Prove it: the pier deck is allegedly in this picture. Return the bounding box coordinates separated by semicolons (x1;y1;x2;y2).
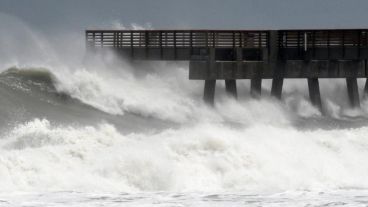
86;29;368;111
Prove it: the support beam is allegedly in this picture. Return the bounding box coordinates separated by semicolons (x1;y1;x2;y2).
269;30;279;61
269;31;284;100
307;78;323;113
203;80;216;105
346;78;360;108
203;47;217;106
271;78;284;99
251;78;262;98
189;60;365;80
207;48;216;79
225;79;237;99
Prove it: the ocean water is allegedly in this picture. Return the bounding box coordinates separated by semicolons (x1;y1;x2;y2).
2;13;368;206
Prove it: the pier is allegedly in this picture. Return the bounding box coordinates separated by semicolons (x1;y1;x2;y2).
86;29;368;111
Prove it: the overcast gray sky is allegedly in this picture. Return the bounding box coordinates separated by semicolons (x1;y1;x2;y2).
1;0;368;33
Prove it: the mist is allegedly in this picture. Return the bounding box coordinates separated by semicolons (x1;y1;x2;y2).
1;1;368;206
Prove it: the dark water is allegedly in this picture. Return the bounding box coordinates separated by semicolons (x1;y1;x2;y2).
0;68;172;133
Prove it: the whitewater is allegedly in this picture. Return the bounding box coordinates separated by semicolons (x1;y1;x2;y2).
2;14;368;206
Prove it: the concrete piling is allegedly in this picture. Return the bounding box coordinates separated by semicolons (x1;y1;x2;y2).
307;78;323;112
225;79;237;98
203;80;216;105
346;78;360;108
203;47;217;105
251;78;262;98
271;78;284;99
269;31;284;99
364;79;368;99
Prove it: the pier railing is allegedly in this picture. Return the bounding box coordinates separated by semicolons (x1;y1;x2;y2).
279;29;368;60
279;30;368;48
86;30;269;48
85;29;368;108
86;29;368;60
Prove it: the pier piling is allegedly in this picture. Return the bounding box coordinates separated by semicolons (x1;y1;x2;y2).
346;78;360;108
308;78;323;112
203;80;216;105
364;79;368;99
251;78;262;98
225;79;237;98
271;78;284;99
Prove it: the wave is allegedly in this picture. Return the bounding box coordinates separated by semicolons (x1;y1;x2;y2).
1;65;368;193
2;11;368;198
2;118;368;193
1;58;368;194
0;67;173;133
1;65;367;129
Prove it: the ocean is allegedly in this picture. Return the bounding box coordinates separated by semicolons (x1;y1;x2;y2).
2;14;368;206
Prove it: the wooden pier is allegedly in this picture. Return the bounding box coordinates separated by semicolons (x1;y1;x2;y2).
86;29;368;111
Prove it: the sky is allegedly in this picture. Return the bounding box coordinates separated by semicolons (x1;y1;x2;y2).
1;0;368;33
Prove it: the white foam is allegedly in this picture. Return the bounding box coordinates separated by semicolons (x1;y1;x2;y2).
1;118;368;193
3;15;368;196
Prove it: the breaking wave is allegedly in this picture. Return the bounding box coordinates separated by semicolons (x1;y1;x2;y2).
1;13;368;195
2;116;368;193
1;64;368;194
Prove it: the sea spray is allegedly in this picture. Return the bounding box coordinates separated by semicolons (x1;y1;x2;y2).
2;118;368;193
1;13;368;202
